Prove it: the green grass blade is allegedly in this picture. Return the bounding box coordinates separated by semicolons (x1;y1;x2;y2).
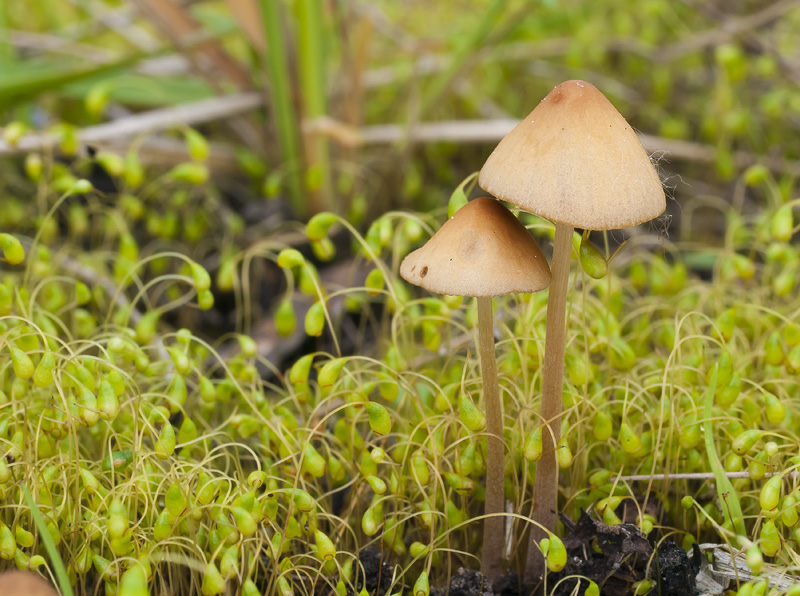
0;2;13;64
64;73;215;108
704;363;746;538
297;0;331;212
0;52;150;108
0;20;233;109
22;486;74;596
259;0;306;216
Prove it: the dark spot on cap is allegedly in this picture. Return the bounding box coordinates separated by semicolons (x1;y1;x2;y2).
420;266;428;278
552;92;563;104
410;265;416;272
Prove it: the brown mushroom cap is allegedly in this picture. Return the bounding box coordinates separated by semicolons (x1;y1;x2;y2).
479;80;665;230
0;571;58;596
399;197;551;297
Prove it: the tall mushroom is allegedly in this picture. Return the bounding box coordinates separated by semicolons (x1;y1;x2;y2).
478;80;665;590
400;196;551;582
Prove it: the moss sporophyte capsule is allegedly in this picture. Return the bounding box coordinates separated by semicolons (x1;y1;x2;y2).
305;302;325;336
760;475;782;512
413;571;430;596
540;534;567;572
318;357;346;388
458;392;486;433
232;507;257;537
524;427;543;462
733;429;763;455
301;443;327;477
0;234;25;265
10;348;34;379
366;402;392;436
201;561;225;596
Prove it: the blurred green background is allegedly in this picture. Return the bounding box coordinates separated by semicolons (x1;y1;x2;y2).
2;0;798;224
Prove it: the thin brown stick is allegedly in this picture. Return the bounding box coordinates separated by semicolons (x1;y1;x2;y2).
6;29;190;76
98;137;239;172
132;0;252;89
224;0;265;53
4;112;798;176
132;0;264;151
477;296;505;582
0;93;261;156
303;118;800;174
524;222;573;593
7;30;116;61
619;471;799;482
656;0;800;63
62;0;159;51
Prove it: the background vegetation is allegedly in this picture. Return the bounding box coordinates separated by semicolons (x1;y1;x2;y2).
0;1;799;595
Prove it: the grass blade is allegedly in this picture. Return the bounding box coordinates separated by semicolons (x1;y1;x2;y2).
297;0;331;212
0;2;13;64
704;363;746;538
0;52;150;108
259;0;305;216
22;486;74;596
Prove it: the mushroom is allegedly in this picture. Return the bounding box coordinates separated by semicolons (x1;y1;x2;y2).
478;80;665;588
400;196;551;581
0;571;58;596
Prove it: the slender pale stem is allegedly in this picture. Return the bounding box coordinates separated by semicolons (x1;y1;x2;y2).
477;295;505;582
524;221;573;592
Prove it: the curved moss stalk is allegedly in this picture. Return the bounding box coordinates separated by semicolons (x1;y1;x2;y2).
477;295;504;581
524;221;573;591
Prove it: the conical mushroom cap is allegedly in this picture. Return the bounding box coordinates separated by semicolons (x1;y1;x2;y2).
399;197;551;297
479;80;665;230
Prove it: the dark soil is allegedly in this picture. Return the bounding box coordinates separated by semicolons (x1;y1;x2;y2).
552;510;701;596
430;568;518;596
355;546;395;596
355;512;699;596
652;541;700;596
436;568;493;596
492;572;520;596
551;510;652;596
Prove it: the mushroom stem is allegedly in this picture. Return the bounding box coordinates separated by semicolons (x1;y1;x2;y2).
477;295;505;582
524;221;573;592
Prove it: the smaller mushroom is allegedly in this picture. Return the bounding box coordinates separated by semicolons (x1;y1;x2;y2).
400;196;551;581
